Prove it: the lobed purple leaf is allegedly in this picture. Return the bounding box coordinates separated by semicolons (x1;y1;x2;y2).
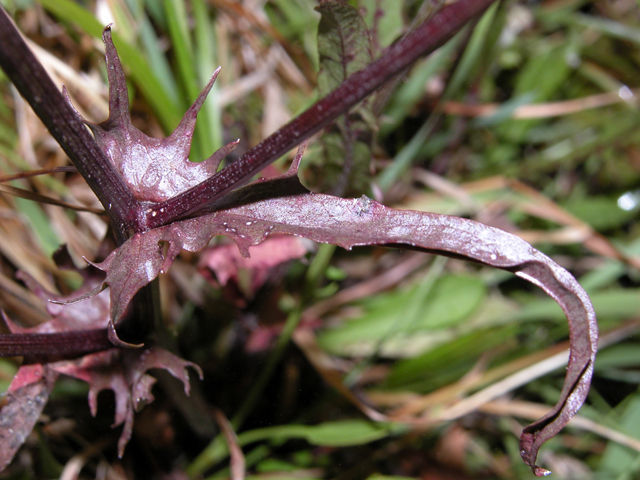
95;177;597;475
0;366;56;471
0;257;202;465
53;347;202;457
76;27;238;203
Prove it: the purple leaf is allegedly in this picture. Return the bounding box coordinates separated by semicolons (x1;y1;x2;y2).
0;248;114;360
13;271;110;335
53;347;202;457
80;27;238;203
0;366;55;470
94;175;597;474
0;260;202;465
199;236;309;303
1;346;201;460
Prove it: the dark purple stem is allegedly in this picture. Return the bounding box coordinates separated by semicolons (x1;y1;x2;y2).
0;329;113;362
0;8;148;358
145;0;497;228
0;8;140;239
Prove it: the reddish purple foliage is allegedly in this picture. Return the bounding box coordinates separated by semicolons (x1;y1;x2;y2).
83;28;239;203
0;257;201;463
199;236;309;304
0;366;53;470
93;169;598;475
0;1;597;475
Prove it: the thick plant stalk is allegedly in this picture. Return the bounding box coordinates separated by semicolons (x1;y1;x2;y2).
0;329;112;361
0;9;140;238
0;9;157;354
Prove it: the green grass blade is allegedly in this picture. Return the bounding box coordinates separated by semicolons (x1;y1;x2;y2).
39;0;181;132
193;0;221;153
126;0;180;105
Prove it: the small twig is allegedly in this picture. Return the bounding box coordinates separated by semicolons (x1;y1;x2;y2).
0;184;104;214
0;166;77;182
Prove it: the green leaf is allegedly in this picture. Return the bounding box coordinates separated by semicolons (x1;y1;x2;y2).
311;1;375;195
0;360;17;394
513;45;572;102
379;40;458;135
515;288;640;323
445;2;501;98
385;324;519;391
127;0;180;105
293;420;402;446
163;0;215;162
563;195;637;231
595;344;640;371
188;420;406;476
318;274;487;356
14;198;60;256
316;1;372;95
499;42;576;142
367;476;418;480
192;0;222;151
597;392;640;476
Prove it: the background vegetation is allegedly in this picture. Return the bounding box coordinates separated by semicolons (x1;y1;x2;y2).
0;0;638;478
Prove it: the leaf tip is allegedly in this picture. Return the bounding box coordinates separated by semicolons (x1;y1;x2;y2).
100;24;130;127
101;25;116;59
173;66;222;139
520;433;553;477
204;138;240;172
535;467;552;477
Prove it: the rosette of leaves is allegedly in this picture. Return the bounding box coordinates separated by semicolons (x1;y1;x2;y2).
0;1;597;476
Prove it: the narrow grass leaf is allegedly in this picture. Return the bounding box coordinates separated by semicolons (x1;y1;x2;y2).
39;0;181;131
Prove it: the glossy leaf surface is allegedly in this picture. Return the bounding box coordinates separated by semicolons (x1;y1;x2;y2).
95;174;597;474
